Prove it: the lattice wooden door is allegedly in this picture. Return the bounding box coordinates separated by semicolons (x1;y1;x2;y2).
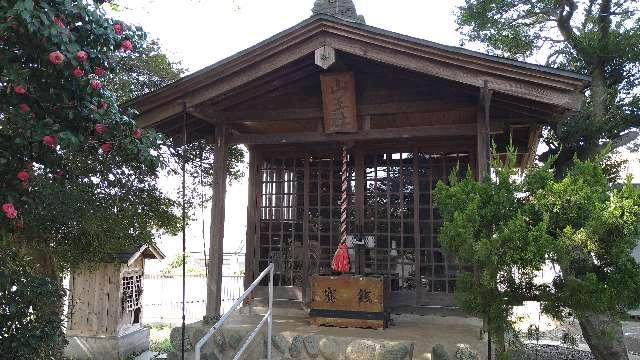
254;150;468;308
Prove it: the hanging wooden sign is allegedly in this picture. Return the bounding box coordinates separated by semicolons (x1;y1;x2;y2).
320;72;358;133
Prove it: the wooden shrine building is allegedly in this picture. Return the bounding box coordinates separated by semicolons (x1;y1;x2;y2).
128;0;588;316
65;244;165;359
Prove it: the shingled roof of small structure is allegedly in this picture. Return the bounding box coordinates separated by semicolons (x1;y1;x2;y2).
112;243;165;265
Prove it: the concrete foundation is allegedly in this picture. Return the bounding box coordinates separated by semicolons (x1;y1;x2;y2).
64;327;150;360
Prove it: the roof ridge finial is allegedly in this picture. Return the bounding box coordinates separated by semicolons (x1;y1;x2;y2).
312;0;366;24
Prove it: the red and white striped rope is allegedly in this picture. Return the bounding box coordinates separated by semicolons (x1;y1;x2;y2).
340;145;348;245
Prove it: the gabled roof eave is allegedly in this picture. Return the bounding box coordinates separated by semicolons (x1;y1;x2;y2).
128;15;589;128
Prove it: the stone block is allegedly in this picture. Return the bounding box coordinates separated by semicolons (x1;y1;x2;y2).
64;326;150;360
432;343;450;360
319;338;340;360
304;335;321;358
290;335;305;358
376;341;412;360
455;344;479;360
273;333;291;356
346;340;380;360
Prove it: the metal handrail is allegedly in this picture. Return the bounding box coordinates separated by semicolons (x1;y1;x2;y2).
194;263;274;360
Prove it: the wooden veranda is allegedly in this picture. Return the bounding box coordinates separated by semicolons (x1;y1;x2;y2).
128;7;588;315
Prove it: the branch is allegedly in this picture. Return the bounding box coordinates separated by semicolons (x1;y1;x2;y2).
597;0;613;48
581;0;597;32
556;0;578;44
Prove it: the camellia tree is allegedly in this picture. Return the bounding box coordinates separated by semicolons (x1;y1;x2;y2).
0;0;181;356
435;150;640;360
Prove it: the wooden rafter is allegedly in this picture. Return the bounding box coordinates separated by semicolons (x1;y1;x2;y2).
129;16;587;129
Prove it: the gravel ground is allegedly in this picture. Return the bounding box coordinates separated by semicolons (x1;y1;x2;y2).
510;318;640;360
537;320;586;346
520;344;594;360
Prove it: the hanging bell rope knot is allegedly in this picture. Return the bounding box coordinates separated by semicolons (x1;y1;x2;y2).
331;243;350;273
331;144;351;273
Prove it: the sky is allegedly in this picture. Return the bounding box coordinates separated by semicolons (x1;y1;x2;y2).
114;0;470;73
110;0;639;268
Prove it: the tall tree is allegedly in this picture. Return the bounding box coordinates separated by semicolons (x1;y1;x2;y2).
456;2;640;358
0;0;181;356
103;38;186;104
99;35;246;212
457;0;640;175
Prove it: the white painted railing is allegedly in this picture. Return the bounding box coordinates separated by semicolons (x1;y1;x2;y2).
194;263;273;360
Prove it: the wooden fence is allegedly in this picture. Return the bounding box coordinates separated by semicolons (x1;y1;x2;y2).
142;274;244;324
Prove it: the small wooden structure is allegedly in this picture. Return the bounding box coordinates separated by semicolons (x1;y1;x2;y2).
310;274;390;329
64;244;165;360
128;0;588;318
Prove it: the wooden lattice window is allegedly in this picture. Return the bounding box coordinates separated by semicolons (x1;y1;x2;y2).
121;273;143;312
258;157;305;287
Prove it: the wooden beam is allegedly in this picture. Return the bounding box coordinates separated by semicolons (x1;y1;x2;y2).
187;109;218;125
476;81;493;180
228;123;477;145
132;19;586;129
136;37;325;127
244;147;258;293
323;33;583;109
355;149;364;229
209;99;476;123
412;152;421;306
206;123;228;316
302;155;311;303
199;60;319;112
522;125;542;169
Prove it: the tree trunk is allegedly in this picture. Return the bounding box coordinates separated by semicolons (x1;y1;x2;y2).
558;256;630;360
29;245;66;358
578;313;629;360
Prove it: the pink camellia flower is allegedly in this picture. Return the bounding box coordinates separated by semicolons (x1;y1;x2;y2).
17;171;29;182
90;79;102;90
14;85;27;94
72;67;84;77
18;103;30;113
2;203;17;219
98;101;108;110
95;123;107;134
100;143;112;153
113;23;123;35
53;16;65;29
75;50;88;62
132;128;143;139
94;67;106;76
120;39;133;52
42;135;57;147
48;51;65;65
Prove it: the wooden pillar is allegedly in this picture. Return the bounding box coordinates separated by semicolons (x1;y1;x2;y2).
206;123;227;316
476;81;493;180
302;155;311;303
412;151;421;306
244;147;258;292
355;149;365;230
